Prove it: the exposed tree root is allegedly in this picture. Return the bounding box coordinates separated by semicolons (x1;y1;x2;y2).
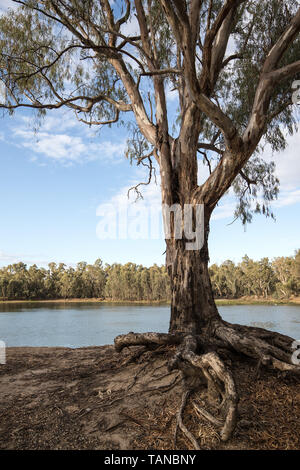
175;390;201;450
168;334;238;442
114;332;182;353
214;321;300;373
193;401;223;427
114;324;300;448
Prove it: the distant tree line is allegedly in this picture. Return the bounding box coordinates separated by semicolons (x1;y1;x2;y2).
210;251;300;299
0;252;299;301
0;259;170;301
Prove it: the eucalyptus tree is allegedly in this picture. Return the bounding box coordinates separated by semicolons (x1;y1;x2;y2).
217;259;241;297
1;0;300;444
27;264;47;299
294;249;300;283
256;257;277;297
272;255;297;297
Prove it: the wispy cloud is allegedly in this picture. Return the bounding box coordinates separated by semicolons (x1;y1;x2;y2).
0;250;50;267
8;112;127;165
14;129;87;161
211;200;236;221
275;189;300;208
96;165;163;240
0;249;81;268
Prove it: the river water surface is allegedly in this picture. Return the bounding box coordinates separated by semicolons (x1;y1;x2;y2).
0;302;299;348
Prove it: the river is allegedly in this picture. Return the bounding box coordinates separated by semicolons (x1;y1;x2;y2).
0;302;299;348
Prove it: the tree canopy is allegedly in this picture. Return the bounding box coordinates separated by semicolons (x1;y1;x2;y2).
0;0;299;222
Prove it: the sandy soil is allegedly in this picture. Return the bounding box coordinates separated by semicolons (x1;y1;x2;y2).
0;345;299;450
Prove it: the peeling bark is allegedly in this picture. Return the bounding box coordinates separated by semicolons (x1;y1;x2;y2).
167;238;220;334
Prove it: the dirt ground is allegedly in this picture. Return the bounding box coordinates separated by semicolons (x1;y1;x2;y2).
0;344;299;450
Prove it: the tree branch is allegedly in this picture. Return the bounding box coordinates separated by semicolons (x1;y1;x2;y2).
263;8;300;73
75;108;120;126
197;142;223;155
243;7;300;155
268;60;300;84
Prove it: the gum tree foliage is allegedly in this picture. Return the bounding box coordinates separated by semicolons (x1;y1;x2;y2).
0;1;299;221
1;0;300;445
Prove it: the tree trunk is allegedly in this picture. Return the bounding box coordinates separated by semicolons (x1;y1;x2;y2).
114;137;300;448
158;133;221;336
115;202;300;448
166;225;221;335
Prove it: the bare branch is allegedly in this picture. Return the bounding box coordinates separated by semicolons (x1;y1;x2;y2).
140;68;182;77
221;54;243;68
239;169;257;187
198;150;212;175
201;1;245;91
197;142;223;155
116;0;131;30
127;153;157;200
75;109;120;126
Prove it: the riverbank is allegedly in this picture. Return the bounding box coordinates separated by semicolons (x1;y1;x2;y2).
0;345;299;450
0;297;299;305
216;296;300;306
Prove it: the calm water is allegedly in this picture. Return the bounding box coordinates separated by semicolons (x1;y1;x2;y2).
0;302;300;348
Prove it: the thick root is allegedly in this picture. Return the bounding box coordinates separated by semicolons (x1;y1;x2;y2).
114;332;182;353
114;322;300;449
175;390;201;450
116;332;239;445
214;322;300;373
169;335;238;442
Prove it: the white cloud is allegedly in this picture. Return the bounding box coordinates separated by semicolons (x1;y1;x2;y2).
267;130;300;191
275;189;300;208
9;112;126;165
0;0;17;11
15;129;87;161
211;200;236;221
120;14;140;38
96;165;163;240
32;114;78;134
208;129;300;220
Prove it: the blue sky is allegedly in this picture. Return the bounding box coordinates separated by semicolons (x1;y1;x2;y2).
0;0;299;269
0;104;299;269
